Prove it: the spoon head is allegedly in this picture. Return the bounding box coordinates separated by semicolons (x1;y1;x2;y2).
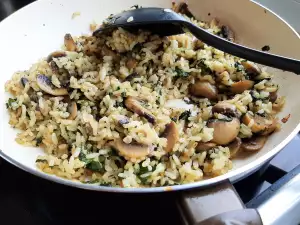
93;7;187;36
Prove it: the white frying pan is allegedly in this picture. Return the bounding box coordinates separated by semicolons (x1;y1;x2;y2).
0;0;300;224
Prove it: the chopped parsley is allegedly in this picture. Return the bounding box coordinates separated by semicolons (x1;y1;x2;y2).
79;152;105;173
6;98;18;109
179;110;191;121
137;163;156;184
196;59;212;75
175;67;189;78
234;62;244;72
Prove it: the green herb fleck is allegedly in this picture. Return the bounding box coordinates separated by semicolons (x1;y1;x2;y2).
121;92;127;98
179;110;191;121
197;59;212;75
86;160;105;173
175;67;189;77
234;62;244;72
116;86;121;91
6;98;18;109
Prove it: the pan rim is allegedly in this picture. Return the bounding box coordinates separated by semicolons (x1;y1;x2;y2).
0;0;299;193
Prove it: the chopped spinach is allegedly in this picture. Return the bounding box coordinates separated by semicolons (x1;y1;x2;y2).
79;152;105;173
86;160;105;173
121;92;127;98
6;98;18;109
175;67;189;78
261;45;270;52
179;110;191;121
234;62;244;72
196;59;212;75
137;164;156;184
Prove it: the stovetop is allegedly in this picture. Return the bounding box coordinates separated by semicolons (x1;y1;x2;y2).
1;1;300;225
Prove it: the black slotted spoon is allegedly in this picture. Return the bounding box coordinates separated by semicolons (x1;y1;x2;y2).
93;7;300;74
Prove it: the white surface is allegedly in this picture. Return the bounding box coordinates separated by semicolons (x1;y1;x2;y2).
257;0;300;33
0;0;300;192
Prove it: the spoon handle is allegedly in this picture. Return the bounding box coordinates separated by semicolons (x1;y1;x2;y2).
185;22;300;74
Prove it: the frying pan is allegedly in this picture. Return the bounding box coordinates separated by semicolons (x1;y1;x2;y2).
0;0;300;224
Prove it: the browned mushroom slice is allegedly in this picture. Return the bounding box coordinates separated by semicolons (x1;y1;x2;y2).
161;121;179;152
230;80;254;94
242;136;267;151
36;74;68;96
212;101;239;118
189;81;218;100
241;61;261;75
113;139;150;162
196;142;217;152
67;101;77;120
207;118;240;145
46;51;66;63
261;118;278;136
242;112;275;134
124;96;155;124
227;137;242;158
269;91;278;103
173;2;195;18
126;58;138;69
64;34;77;51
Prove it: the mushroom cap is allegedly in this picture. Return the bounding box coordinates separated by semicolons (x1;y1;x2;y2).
212;101;239;118
161;121;179;152
241;61;261;75
207;118;240;145
196;142;217;152
242;135;267;151
67;101;77;120
189;81;218;100
230;80;254;94
125;96;155;124
112;139;150;162
227;137;242;158
36;74;68;96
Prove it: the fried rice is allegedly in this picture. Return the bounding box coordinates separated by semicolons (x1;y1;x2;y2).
4;5;285;188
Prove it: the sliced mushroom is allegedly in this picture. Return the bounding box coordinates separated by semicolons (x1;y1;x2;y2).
212;101;239;118
242;112;276;134
67;101;77;120
46;51;66;63
126;58;138;69
64;34;76;51
161;121;179;152
20;77;29;87
227;137;242;158
173;2;195;18
196;142;217;152
112;139;150;162
207;118;240;145
242;135;267;151
269;91;278;103
125;96;155;124
230;80;254;94
36;74;68;96
241;61;261;75
189;81;218;100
